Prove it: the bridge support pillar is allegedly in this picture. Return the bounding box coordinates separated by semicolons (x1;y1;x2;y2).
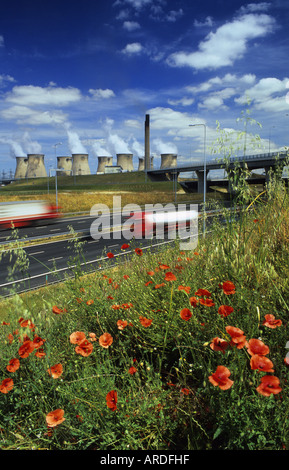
196;170;209;194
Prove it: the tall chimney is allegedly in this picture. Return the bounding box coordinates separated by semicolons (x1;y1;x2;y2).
145;114;150;171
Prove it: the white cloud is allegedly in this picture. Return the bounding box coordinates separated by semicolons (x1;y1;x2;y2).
89;88;115;99
235;77;289;112
199;88;236;110
238;3;271;14
194;16;214;28
0;74;16;88
185;73;256;99
167;97;194;107
123;20;141;31
5;85;82;107
148;107;203;132
1;105;68;126
166;9;183;22
115;0;152;10
121;42;143;54
167;13;275;70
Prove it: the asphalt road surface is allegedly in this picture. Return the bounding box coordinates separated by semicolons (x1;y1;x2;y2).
0;214;194;297
0;202;234;297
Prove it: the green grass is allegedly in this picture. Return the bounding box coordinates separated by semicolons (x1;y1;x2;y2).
1;171;176;194
0;177;288;450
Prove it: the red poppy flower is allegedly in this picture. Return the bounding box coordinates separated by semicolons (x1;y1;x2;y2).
154;283;165;289
117;319;128;330
180;308;192;321
178;285;191;293
263;314;282;329
189;296;198;307
6;358;20;373
123;274;130;279
106;390;118;411
218;305;234;317
135;248;143;256
121;243;130;250
47;363;63;379
220;281;236;295
181;388;190;395
164;271;177;282
20;318;35;330
75;338;94;356
7;333;14;344
32;335;46;349
246;338;270;356
0;378;14;394
128;366;137;375
88;332;96;341
250;355;274;373
52;306;67;314
35;348;46;358
139;316;153;327
18;340;35;358
208;366;233;390
145;281;152;286
46;409;65;427
159;263;170;270
256;375;282;396
86;299;94;305
200;298;215;307
99;332;113;348
70;331;86;345
210;337;229;354
225;326;246;349
107;252;114;258
195;288;212;297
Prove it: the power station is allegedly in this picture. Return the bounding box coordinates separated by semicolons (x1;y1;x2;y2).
11;114;179;179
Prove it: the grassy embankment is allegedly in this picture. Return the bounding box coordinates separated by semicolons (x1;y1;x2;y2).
0;171;228;213
0;167;288;450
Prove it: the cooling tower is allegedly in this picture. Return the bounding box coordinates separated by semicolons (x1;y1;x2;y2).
72;154;91;175
57;156;72;176
138;156;154;171
25;154;47;178
138;158;144;171
160;154;177;169
14;156;28;179
116;153;134;171
97;156;113;173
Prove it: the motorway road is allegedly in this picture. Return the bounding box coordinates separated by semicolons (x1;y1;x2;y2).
0;211;196;297
0;201;234;297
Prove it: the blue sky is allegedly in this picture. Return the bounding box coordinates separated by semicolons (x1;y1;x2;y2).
0;0;289;176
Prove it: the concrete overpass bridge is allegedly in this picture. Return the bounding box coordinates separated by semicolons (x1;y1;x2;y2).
147;151;289;193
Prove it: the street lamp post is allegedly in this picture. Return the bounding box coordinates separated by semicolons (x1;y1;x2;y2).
189;123;207;237
49;168;66;210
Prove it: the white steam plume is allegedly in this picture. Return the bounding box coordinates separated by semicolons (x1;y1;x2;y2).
152;138;178;155
0;137;26;157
